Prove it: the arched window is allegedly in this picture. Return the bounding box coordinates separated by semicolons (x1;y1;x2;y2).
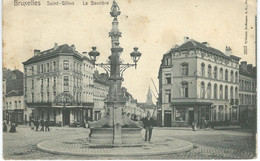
201;63;205;77
225;69;228;81
235;87;238;99
225;85;228;99
230;86;234;99
181;62;189;76
200;81;205;98
214;84;218;99
230;70;234;82
220;68;223;80
219;85;223;99
207;83;212;99
214;66;218;79
235;72;238;83
208;65;212;78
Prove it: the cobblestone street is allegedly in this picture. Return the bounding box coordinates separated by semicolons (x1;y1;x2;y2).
3;126;256;160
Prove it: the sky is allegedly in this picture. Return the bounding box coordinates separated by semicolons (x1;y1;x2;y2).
3;0;257;103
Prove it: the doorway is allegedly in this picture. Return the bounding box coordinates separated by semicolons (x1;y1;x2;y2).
164;110;172;127
62;109;70;125
188;108;194;125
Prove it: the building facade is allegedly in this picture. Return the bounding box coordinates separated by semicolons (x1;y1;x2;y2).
158;37;240;127
93;71;109;121
23;43;94;126
239;61;257;128
3;69;31;125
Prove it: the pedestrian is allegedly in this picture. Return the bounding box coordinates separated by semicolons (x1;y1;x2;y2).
192;120;197;131
3;120;8;132
31;119;35;130
9;122;16;133
45;120;50;131
34;119;39;131
143;112;154;142
40;119;45;131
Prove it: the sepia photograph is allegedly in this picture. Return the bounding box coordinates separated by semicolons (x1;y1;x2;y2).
2;0;257;159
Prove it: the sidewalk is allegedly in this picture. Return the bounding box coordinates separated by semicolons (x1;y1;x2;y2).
154;126;242;130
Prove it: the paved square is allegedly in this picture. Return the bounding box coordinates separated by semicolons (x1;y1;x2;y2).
3;126;256;159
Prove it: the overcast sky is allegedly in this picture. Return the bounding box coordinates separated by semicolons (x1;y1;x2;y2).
3;0;257;103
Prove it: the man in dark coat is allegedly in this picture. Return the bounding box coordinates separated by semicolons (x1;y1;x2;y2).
143;112;154;141
40;119;45;131
34;119;39;131
45;120;50;131
3;121;7;132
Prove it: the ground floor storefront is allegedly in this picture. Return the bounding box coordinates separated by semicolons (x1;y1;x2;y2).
159;100;239;127
3;109;24;125
27;102;94;126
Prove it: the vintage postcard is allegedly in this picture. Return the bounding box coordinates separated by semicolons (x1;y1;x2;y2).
2;0;257;159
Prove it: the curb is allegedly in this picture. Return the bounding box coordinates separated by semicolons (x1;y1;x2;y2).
37;138;193;157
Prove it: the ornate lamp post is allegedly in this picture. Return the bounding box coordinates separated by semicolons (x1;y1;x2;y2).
87;0;142;144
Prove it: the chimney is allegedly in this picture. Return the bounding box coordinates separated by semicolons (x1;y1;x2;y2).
202;42;210;47
241;61;247;70
34;49;41;56
184;37;189;43
54;43;58;50
225;46;232;56
70;44;75;51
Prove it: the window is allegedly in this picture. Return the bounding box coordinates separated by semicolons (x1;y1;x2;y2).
41;64;44;73
181;81;188;98
164;90;171;103
207;83;211;99
232;107;238;120
47;92;50;102
220;68;223;80
181;63;188;76
230;70;234;82
208;65;212;78
201;63;205;77
214;84;218;99
213;105;217;121
24;68;27;76
32;93;34;102
219;85;223;99
41;93;43;102
47;63;50;72
31;79;34;89
53;77;56;87
47;78;49;87
235;72;238;83
63;60;69;70
235;87;238;99
218;105;224;121
18;101;21;108
64;76;69;92
214;66;218;79
165;74;171;84
225;69;228;81
41;79;43;90
165;58;171;65
6;103;8;109
230;86;234;99
31;67;34;75
200;82;205;98
53;62;56;71
175;108;186;121
225;85;228;100
53;91;56;97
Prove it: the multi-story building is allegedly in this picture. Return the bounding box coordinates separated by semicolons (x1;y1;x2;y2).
158;37;240;127
93;70;109;121
239;61;257;128
23;43;94;126
3;69;31;125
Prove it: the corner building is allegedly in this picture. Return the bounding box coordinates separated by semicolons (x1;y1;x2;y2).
158;37;240;127
23;43;94;126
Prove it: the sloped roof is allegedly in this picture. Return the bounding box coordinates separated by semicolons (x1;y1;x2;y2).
175;40;230;58
239;66;256;78
6;90;23;97
23;44;84;65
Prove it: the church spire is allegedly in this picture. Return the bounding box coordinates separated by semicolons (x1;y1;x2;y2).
146;86;153;105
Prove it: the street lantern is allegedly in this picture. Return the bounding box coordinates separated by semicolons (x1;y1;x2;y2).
130;47;142;68
88;47;100;63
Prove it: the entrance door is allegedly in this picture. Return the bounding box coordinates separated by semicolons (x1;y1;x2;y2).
164;111;171;127
188;109;194;125
62;109;70;125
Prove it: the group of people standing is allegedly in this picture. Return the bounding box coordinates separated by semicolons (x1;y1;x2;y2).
31;119;50;132
3;120;16;133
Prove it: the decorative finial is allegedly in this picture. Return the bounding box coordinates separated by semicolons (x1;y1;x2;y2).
110;0;121;18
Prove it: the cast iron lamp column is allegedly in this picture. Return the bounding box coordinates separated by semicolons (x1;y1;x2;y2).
88;0;142;144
